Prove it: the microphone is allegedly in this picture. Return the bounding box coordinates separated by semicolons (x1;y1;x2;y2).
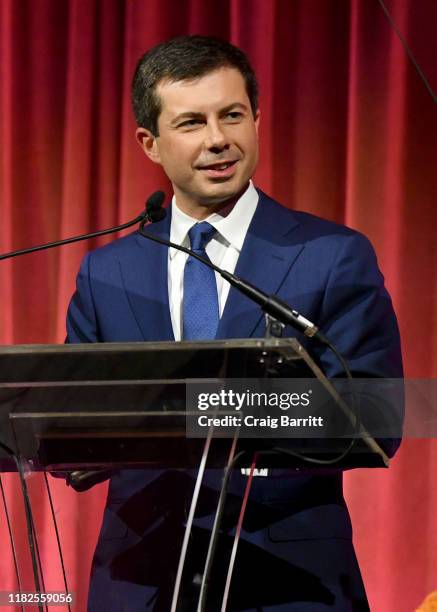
0;191;166;261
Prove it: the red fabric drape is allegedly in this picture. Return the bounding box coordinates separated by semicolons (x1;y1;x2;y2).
0;1;436;610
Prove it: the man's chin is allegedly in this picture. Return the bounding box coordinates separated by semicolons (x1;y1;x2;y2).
196;180;249;206
173;178;251;217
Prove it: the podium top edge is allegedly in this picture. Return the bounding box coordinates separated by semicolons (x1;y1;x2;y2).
0;338;302;355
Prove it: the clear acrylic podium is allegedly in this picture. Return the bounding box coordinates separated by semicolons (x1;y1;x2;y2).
0;339;389;610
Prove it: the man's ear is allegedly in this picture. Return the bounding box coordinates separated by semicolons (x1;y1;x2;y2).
135;127;161;164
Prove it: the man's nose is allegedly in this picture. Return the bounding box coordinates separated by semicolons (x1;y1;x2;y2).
204;120;229;151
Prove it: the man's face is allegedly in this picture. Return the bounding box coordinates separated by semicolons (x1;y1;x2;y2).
136;67;260;217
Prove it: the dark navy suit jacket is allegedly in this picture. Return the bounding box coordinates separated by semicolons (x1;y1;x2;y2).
67;191;403;611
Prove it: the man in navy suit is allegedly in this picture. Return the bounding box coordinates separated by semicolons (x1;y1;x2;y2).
67;36;403;611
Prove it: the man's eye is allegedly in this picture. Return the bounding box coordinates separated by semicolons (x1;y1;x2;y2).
225;112;242;120
179;119;203;128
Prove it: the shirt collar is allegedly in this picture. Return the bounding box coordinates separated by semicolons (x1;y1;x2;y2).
169;181;259;259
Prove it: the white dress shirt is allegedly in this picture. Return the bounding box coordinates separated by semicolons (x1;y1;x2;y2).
168;181;259;341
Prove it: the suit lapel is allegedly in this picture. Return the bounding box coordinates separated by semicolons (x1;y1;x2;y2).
118;209;175;341
216;192;304;339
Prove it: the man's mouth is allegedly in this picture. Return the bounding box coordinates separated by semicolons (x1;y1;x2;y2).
198;160;238;178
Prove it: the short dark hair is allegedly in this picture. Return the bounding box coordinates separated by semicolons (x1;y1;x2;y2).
131;35;258;136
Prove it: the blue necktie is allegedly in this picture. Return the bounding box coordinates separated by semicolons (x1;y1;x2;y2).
183;222;219;340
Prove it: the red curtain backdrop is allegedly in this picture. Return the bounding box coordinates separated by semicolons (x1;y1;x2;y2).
1;1;436;610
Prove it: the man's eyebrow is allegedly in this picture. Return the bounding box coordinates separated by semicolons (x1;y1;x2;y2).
219;102;249;114
171;103;249;125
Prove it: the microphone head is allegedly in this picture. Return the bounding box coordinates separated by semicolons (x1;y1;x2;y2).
144;191;166;224
146;191;166;211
